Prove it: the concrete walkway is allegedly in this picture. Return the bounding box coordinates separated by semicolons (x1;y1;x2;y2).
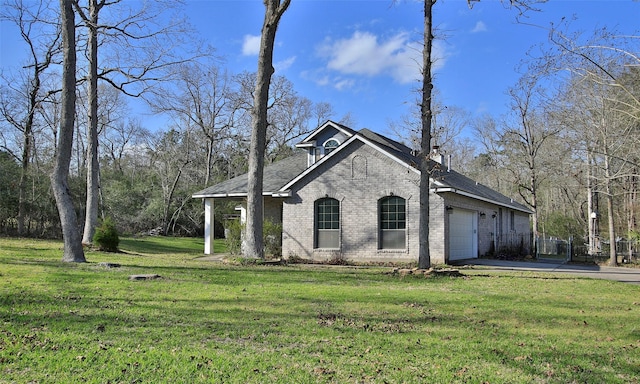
450;258;640;285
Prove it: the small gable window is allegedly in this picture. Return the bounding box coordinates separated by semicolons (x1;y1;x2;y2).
323;139;340;155
315;198;340;249
379;196;406;250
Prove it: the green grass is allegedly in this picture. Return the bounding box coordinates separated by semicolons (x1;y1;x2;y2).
1;237;639;383
119;236;224;255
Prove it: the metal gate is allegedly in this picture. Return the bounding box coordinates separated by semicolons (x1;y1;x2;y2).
536;237;570;261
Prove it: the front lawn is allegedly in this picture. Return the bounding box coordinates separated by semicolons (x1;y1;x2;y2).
1;237;638;383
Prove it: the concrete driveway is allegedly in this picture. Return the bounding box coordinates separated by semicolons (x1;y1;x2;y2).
451;259;640;285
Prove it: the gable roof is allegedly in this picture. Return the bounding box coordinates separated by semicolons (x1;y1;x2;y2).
192;121;532;214
279;128;422;191
295;120;356;148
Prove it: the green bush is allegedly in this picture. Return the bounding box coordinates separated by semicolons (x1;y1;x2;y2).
263;219;282;258
224;219;243;255
93;217;120;252
223;218;282;257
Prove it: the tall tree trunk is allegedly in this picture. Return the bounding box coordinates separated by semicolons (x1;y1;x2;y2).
603;152;617;266
18;69;40;235
205;138;213;186
418;0;435;269
51;0;85;262
627;172;637;261
243;0;290;259
587;150;600;255
529;159;538;255
17;110;33;236
81;0;100;244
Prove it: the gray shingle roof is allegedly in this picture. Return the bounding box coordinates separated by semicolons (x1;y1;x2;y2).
356;128;531;213
432;168;531;212
192;152;308;198
192;124;531;213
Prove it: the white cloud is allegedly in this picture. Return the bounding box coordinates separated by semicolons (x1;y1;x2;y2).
471;21;487;33
301;69;352;91
275;56;296;72
242;34;261;56
316;30;446;85
334;78;355;91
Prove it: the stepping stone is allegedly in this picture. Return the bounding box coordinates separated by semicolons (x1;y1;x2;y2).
129;274;161;281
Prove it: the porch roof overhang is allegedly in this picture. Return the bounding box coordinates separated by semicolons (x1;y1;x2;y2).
191;190;292;199
191;152;307;200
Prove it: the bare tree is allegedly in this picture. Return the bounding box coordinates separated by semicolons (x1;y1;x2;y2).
0;0;59;236
72;0;204;244
151;61;235;186
244;0;291;259
148;128;194;236
542;25;640;265
502;75;561;240
548;26;640;119
417;0;545;268
390;92;468;152
265;76;314;162
234;72;330;163
101;117;146;174
50;0;85;262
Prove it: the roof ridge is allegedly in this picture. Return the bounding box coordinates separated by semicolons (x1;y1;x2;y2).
356;128;413;155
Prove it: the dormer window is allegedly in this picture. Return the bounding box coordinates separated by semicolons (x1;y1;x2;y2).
323;139;340;155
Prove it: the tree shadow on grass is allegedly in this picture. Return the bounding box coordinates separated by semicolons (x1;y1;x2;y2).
119;237;203;255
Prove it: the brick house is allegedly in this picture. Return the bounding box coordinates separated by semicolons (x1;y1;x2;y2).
192;120;532;264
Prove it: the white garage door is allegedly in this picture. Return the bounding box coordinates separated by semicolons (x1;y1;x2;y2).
449;209;478;261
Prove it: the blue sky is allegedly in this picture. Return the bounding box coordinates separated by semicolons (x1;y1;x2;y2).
2;0;639;137
184;0;639;136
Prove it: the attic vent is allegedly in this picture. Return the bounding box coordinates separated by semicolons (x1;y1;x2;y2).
352;155;367;180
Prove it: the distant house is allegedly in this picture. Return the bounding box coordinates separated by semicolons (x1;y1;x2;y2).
192;120;532;264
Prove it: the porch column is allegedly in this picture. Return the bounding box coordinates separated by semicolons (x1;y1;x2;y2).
204;198;215;254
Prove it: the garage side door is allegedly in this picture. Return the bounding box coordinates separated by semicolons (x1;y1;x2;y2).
449;210;477;261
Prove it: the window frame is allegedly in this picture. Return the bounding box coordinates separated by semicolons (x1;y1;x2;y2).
314;197;340;249
378;196;407;250
323;138;340;155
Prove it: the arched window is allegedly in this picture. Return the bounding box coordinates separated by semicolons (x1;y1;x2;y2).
323;139;339;155
315;198;340;249
379;196;406;249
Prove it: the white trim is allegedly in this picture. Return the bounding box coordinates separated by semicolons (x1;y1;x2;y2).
296;120;355;147
192;190;292;199
431;187;532;214
192;192;244;198
204;199;215;255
